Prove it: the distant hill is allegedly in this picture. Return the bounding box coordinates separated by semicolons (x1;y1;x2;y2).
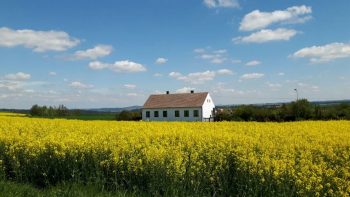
81;105;142;113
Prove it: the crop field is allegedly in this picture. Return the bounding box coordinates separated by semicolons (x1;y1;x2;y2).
0;112;349;196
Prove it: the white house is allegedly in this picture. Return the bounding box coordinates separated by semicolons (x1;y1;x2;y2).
142;91;215;121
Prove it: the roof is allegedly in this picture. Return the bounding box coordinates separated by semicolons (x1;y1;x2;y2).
143;92;209;109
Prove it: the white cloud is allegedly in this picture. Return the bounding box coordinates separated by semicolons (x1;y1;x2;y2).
69;81;94;89
297;82;319;92
0;27;79;52
124;84;136;89
239;5;312;31
0;81;21;91
49;72;57;76
194;48;206;53
245;60;261;66
24;89;35;93
89;60;146;73
195;48;228;64
233;28;298;43
278;72;285;76
240;73;265;80
153;73;163;77
5;72;31;81
127;93;138;97
291;42;350;63
48;90;58;94
176;87;195;93
203;0;239;8
169;69;232;84
169;70;216;84
71;45;112;60
169;72;183;78
155;57;168;64
217;69;234;75
266;82;282;89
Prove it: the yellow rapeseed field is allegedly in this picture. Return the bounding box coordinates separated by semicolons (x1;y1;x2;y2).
0;112;349;196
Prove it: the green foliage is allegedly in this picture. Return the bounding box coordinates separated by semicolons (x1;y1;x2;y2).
115;110;141;121
29;104;70;118
216;99;350;122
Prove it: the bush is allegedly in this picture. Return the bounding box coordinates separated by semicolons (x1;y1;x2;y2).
115;110;141;121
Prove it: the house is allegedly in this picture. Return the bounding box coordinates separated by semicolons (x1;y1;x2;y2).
142;91;215;121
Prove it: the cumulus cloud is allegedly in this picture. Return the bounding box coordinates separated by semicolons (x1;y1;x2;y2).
239;5;312;31
0;27;79;52
49;72;57;76
69;81;94;89
240;73;265;80
203;0;239;8
153;73;163;77
217;69;234;75
291;42;350;63
169;71;216;84
155;57;168;64
169;69;233;84
297;82;319;92
176;87;195;93
0;81;21;91
89;60;146;73
71;45;112;60
5;72;31;81
266;82;282;90
194;48;228;64
233;28;297;43
127;93;138;97
245;60;261;66
278;72;285;76
124;84;136;89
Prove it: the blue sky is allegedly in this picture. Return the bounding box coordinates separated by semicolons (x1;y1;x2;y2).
1;0;350;108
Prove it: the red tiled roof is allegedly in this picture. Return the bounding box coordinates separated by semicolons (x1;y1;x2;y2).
143;92;208;108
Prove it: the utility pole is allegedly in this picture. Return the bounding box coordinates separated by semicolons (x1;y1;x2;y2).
294;88;299;120
294;88;299;101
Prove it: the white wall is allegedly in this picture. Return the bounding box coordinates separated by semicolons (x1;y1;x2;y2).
202;94;215;120
142;107;202;122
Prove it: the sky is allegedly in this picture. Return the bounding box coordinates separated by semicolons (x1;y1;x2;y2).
0;0;350;108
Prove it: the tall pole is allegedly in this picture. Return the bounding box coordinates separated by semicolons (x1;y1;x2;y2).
294;88;299;120
294;88;299;101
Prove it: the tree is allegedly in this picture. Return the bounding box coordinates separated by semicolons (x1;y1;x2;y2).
30;104;41;116
290;99;313;120
57;104;69;116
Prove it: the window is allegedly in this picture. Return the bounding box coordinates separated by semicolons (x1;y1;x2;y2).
154;111;159;117
184;110;189;117
175;110;180;117
163;110;167;117
146;111;150;118
193;110;199;117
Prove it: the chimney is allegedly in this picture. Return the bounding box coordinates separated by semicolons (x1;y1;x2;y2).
166;91;169;94
190;90;194;93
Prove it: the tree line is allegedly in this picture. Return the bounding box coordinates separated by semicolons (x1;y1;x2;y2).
215;99;350;122
29;104;141;120
29;100;350;122
30;104;72;117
